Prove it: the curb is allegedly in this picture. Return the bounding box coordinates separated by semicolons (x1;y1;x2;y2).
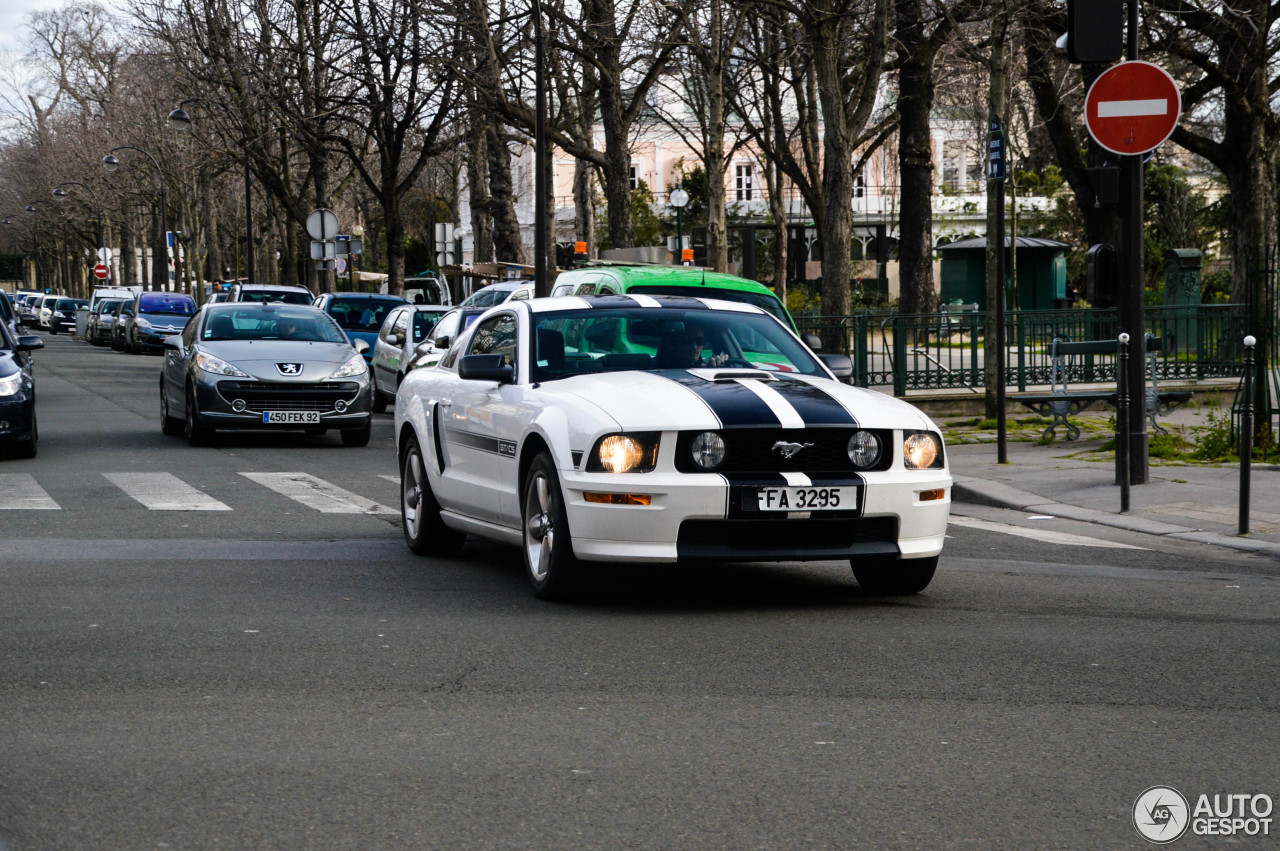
952;476;1280;558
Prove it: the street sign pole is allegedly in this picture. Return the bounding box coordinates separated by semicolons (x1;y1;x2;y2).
989;116;1008;465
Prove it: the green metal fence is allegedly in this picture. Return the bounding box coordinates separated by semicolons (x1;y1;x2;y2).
793;304;1253;394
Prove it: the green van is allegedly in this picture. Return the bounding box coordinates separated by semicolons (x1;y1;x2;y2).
554;264;797;331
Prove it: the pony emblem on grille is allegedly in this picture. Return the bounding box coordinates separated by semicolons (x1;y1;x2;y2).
771;440;813;459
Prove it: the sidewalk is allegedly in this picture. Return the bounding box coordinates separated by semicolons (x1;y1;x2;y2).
941;403;1280;558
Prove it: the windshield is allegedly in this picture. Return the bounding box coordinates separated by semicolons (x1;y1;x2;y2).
97;300;123;314
412;310;448;342
530;307;822;384
629;285;792;327
201;306;347;344
139;294;196;315
326;296;404;332
57;299;87;311
238;290;311;305
460;286;513;307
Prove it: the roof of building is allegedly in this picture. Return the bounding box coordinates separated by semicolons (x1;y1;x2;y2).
936;236;1072;251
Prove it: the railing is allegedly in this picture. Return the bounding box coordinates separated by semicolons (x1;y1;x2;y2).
792;305;1253;394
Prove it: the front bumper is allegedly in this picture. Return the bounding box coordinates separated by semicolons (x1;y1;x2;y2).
559;466;952;564
135;325;186;350
193;378;372;430
0;392;36;441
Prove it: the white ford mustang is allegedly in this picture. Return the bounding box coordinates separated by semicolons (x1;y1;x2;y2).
395;296;951;599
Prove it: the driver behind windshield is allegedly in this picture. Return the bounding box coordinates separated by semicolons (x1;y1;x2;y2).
655;323;729;369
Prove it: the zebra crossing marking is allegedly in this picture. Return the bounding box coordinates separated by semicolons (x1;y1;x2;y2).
103;472;232;511
0;474;60;510
238;472;397;515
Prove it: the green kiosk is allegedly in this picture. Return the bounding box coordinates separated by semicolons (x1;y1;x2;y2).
936;236;1071;311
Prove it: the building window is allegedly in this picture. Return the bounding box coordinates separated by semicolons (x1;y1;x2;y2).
735;164;754;201
629;164;639;191
854;175;866;198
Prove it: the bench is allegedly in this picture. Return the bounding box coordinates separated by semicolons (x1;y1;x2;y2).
1014;335;1193;440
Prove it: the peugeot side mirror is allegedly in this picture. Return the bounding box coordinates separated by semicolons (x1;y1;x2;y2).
15;335;44;352
353;338;371;355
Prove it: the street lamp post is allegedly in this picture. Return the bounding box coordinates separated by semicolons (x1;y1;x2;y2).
104;145;169;291
532;0;549;298
669;188;689;265
166;105;257;284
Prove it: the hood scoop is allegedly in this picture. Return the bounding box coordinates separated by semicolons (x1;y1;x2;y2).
699;369;776;383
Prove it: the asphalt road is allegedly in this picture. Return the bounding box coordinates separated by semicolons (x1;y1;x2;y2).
1;332;1277;849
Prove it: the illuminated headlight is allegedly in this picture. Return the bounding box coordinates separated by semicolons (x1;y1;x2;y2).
847;430;881;468
0;372;23;397
330;353;368;379
690;431;726;470
903;432;941;469
134;317;152;330
194;351;251;377
53;311;66;319
587;433;659;473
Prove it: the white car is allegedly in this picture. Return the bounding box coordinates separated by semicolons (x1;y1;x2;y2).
394;296;952;599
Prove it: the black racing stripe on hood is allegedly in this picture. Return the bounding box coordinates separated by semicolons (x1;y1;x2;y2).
658;371;781;426
768;378;858;426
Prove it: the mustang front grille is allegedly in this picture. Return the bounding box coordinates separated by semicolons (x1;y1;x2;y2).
674;428;895;474
216;381;361;413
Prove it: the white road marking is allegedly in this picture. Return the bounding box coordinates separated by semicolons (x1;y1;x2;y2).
378;475;399;483
0;474;60;509
1098;98;1168;118
103;473;232;511
949;515;1144;549
239;472;396;515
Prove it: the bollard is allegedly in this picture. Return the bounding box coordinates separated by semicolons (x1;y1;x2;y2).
1117;333;1130;514
1240;335;1256;535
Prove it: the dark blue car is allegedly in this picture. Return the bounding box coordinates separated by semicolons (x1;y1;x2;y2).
0;319;43;458
312;292;407;365
124;292;197;354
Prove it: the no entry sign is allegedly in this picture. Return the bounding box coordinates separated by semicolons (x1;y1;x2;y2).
1085;61;1181;156
93;263;110;280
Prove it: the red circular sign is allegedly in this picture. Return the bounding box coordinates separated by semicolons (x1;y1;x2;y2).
1085;61;1181;156
93;263;109;280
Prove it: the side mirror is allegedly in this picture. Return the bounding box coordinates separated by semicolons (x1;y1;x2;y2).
386;333;400;346
15;335;44;352
353;338;371;355
432;335;452;349
802;332;823;352
163;335;182;351
819;353;853;380
458;353;514;384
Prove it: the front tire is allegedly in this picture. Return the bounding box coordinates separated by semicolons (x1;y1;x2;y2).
341;419;372;446
522;452;580;600
852;555;938;595
371;389;388;413
184;385;212;446
160;380;182;435
400;435;464;555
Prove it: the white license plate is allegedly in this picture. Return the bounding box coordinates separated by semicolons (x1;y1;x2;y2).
263;411;321;424
756;486;857;512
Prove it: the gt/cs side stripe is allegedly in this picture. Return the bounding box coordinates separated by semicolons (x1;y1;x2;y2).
446;428;517;459
660;373;780;426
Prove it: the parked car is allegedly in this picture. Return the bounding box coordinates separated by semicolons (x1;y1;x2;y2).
554;264;799;331
122;292;197;354
401;306;488;375
36;295;59;331
403;273;453;307
394;297;950;599
458;279;534;308
48;297;88;335
0;319;44;458
160;303;373;446
311;292;407;366
225;283;314;305
110;299;137;351
87;299;125;346
369;304;451;412
0;290;24;340
89;286;142;313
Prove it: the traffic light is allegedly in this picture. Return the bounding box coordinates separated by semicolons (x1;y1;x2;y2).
1085;244;1118;308
1068;0;1124;63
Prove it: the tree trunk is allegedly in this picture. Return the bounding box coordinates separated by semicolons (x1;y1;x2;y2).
767;159;789;302
984;4;1008;420
573;159;595;256
385;193;406;297
467;110;493;265
487;123;524;264
812;28;853;338
703;0;728;272
895;0;936;317
119;212;136;287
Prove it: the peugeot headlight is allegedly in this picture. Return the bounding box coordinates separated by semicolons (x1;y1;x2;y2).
134;317;152;330
0;372;23;397
847;430;881;468
587;433;659;473
194;351;251;377
690;431;726;470
903;432;941;469
53;311;66;319
330;352;368;379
